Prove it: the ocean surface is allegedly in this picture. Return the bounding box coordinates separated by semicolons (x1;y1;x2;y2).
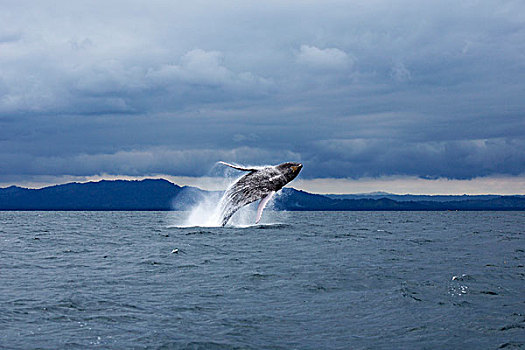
1;211;524;349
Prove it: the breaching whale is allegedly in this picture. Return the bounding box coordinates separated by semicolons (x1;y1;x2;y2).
217;161;303;226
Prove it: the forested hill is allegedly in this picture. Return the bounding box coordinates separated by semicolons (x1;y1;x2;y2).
1;179;524;211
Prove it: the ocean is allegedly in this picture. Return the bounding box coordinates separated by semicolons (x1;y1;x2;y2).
1;211;524;349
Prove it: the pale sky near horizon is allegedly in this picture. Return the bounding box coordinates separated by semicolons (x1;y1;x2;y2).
1;1;524;194
2;174;524;195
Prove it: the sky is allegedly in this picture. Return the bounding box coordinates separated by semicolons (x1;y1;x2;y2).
1;0;524;194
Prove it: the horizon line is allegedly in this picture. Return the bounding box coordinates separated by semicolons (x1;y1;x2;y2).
1;174;525;196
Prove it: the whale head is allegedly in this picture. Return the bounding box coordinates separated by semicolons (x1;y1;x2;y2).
275;162;303;183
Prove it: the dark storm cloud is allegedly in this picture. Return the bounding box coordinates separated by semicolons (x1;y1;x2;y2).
305;137;525;179
1;0;524;183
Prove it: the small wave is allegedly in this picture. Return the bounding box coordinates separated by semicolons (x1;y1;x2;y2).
139;260;164;266
499;323;525;331
332;232;359;238
499;342;525;348
167;223;221;229
254;223;290;229
249;273;273;280
479;290;499;296
185;230;215;235
451;274;475;282
86;314;141;323
410;238;434;245
400;285;423;302
156;341;240;350
452;300;472;307
177;264;199;269
44;298;86;312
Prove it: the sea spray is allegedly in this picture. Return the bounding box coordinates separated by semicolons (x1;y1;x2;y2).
172;186;279;227
168;161;293;227
169;179;228;227
178;190;222;227
167;163;269;227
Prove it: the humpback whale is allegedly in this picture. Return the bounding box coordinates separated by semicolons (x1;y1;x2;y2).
218;161;303;226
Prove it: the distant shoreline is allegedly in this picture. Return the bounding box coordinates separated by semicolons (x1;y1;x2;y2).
1;179;524;211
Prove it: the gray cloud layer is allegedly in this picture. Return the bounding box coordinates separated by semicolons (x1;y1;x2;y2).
1;0;524;182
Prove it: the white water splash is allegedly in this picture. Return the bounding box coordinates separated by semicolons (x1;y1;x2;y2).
171;193;278;228
180;191;224;227
167;163;282;228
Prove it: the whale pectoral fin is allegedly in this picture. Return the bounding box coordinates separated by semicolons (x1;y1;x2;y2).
256;191;275;224
218;161;257;172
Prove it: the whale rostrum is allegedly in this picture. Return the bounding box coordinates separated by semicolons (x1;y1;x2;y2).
218;161;303;226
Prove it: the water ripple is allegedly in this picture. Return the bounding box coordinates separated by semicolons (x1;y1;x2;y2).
0;211;523;349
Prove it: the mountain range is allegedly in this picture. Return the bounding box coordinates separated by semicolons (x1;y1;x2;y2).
1;178;524;211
